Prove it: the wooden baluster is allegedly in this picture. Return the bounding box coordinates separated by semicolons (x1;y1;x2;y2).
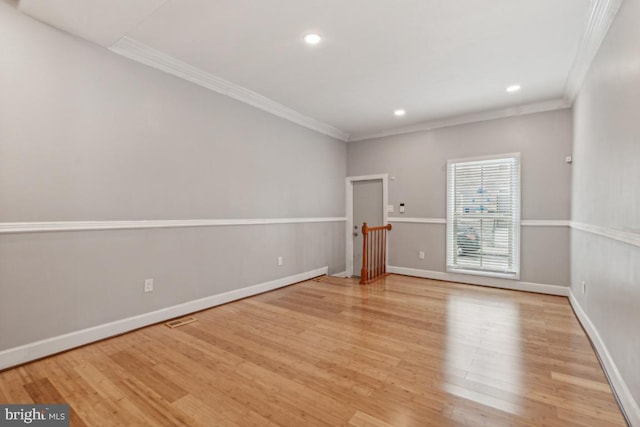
368;229;372;283
369;229;373;281
375;230;380;277
360;223;392;285
366;229;370;283
377;229;381;277
378;229;382;277
382;226;387;274
360;223;368;284
365;223;369;283
378;228;382;277
386;224;392;274
373;229;377;280
371;230;375;279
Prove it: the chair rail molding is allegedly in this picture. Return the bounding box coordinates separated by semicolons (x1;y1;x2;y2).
0;217;347;234
571;221;640;248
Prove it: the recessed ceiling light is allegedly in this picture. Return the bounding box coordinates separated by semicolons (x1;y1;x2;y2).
506;84;521;93
304;34;322;45
394;109;406;117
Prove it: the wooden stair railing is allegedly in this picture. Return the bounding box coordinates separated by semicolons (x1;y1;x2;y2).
360;223;392;285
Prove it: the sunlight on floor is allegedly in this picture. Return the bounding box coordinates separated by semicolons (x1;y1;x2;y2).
444;293;523;415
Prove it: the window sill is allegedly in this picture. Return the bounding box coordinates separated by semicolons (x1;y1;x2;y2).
446;267;520;281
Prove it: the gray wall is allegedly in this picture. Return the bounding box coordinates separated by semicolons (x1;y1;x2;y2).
571;0;640;410
348;109;573;287
0;2;345;351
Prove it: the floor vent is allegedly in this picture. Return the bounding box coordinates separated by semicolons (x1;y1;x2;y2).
165;317;197;329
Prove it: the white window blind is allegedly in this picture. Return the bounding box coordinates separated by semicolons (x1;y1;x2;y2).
446;153;521;279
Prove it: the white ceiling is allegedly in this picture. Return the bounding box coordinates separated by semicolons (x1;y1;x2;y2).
19;0;614;141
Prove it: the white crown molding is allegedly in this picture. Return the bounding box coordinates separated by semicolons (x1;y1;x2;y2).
0;217;346;234
0;266;328;370
571;221;640;248
109;37;349;142
348;99;571;142
349;0;623;142
388;266;569;296
569;291;640;427
564;0;624;101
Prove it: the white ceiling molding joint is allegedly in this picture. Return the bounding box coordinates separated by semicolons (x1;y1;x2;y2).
564;0;624;101
348;99;571;142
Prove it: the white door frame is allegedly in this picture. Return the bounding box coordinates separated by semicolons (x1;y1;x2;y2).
345;174;389;278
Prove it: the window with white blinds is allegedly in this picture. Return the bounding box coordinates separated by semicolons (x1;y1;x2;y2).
446;153;521;279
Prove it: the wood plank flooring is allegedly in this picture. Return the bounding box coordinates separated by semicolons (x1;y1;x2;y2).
0;274;627;426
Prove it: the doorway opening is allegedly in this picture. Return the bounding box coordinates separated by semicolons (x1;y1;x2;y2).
346;174;388;278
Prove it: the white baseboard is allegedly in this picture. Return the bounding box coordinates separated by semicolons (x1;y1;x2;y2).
0;267;328;371
388;266;569;296
569;291;640;427
331;271;348;278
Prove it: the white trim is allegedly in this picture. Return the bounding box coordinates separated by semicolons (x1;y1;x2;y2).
447;151;522;165
103;0;623;146
348;99;570;142
345;174;389;278
388;266;569;296
521;220;571;227
0;267;328;371
0;217;347;234
564;0;624;101
446;153;522;280
109;37;349;141
569;291;640;427
331;271;349;278
389;218;571;227
446;267;519;281
571;221;640;248
389;217;446;224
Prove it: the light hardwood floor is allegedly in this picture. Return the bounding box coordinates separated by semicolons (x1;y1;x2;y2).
0;275;627;426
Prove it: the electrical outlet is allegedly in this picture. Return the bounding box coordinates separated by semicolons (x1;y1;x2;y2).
581;281;586;295
144;279;154;293
277;256;283;266
419;251;425;259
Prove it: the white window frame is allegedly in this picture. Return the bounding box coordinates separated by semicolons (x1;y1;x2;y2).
446;153;521;280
